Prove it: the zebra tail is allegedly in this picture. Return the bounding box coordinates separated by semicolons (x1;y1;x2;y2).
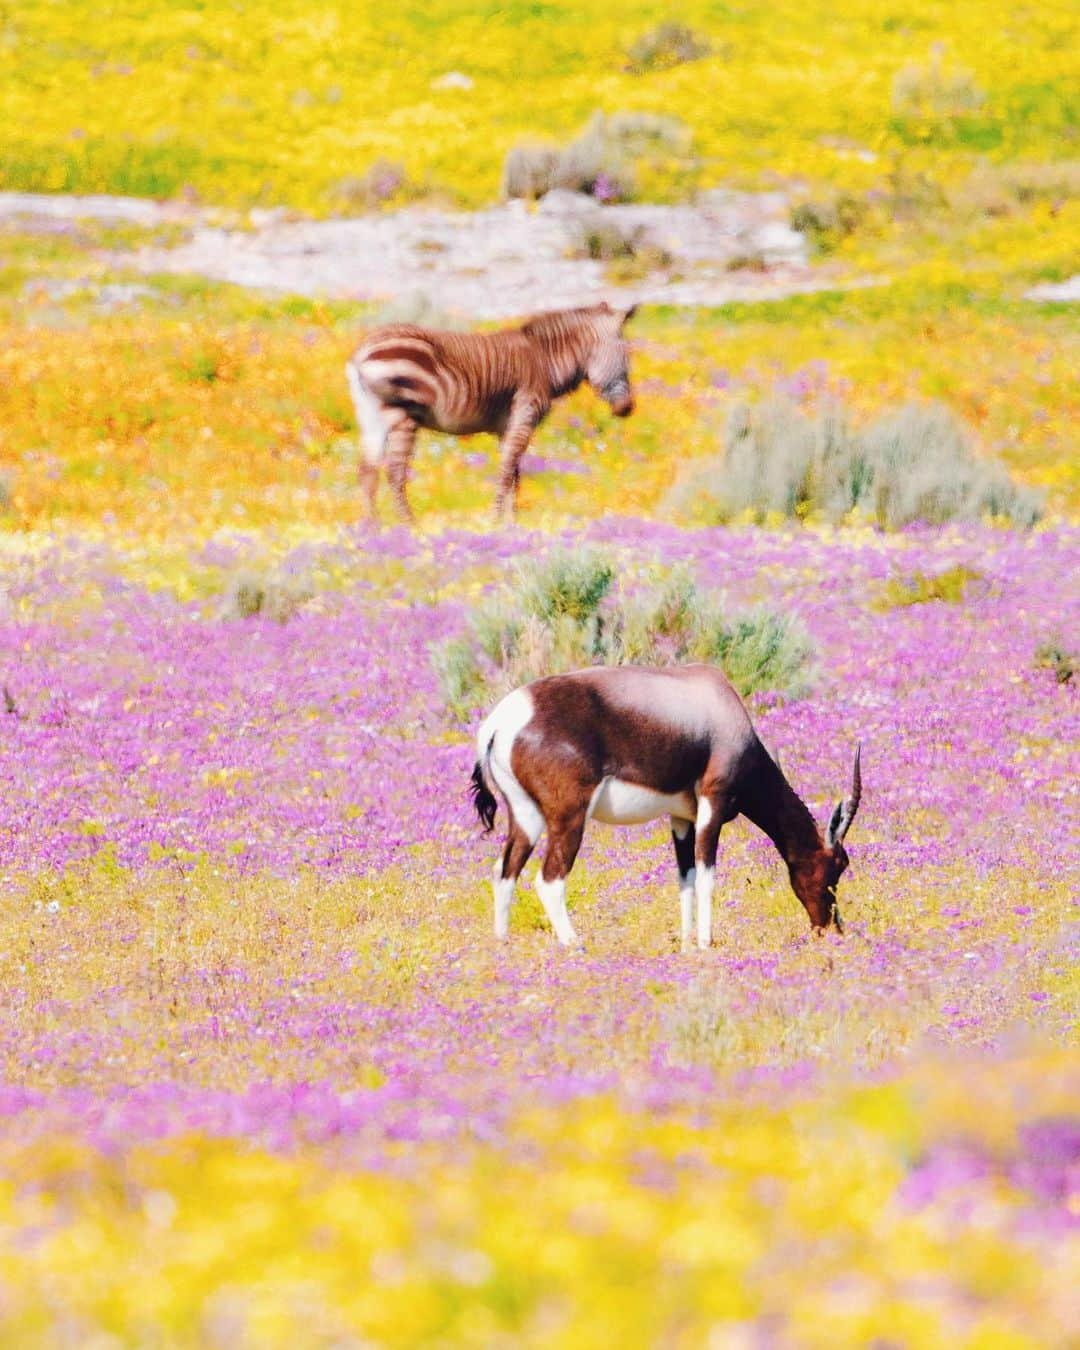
469;759;498;833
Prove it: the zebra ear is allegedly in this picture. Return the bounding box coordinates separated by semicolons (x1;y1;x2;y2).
620;303;639;327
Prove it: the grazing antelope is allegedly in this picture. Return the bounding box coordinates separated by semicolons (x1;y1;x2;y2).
345;302;636;522
470;665;861;949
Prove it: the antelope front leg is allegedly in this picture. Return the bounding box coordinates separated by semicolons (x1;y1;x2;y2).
694;794;725;950
671;816;697;952
494;399;541;524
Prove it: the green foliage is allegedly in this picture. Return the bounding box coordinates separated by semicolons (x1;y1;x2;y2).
666;395;1043;530
625;22;711;74
1034;640;1075;685
221;567;314;623
502;110;693;201
569;219;674;281
892;53;986;121
951;159;1080;219
790;193;868;252
518;549;615;625
874;564;984;610
432;551;814;717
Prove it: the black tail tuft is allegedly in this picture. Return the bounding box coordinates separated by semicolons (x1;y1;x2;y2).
469;761;498;833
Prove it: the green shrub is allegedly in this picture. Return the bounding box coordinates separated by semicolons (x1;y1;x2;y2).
501;145;562;201
864;403;1041;529
502;111;693;202
625;23;711;74
332;160;415;210
665;395;1042;530
892;54;986;121
221;567;314;623
951;160;1080;219
790;193;868;252
568;220;674;281
1034;641;1075;685
432;551;814;718
873;564;984;610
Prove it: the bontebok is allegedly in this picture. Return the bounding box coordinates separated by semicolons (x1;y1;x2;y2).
346;303;636;522
470;665;861;948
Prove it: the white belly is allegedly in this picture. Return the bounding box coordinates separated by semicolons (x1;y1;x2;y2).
588;778;695;827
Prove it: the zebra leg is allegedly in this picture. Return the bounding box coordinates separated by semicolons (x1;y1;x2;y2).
345;361;389;518
383;412;418;522
494;400;541;523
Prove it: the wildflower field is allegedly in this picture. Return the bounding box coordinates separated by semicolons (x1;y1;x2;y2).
1;0;1079;1344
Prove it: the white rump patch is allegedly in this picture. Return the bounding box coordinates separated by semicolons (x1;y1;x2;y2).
477;689;543;844
588;778;695;827
345;362;389;463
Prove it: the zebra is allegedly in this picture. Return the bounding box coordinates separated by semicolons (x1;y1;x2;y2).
345;302;637;522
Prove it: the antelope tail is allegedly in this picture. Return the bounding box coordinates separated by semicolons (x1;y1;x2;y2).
469;756;498;833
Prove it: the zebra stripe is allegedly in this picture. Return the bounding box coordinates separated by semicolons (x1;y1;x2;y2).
346;302;637;522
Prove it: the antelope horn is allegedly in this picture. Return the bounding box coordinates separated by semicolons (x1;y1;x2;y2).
826;743;862;848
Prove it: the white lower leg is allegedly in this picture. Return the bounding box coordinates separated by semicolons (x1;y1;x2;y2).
695;865;714;949
492;860;515;939
679;867;696;950
535;874;578;946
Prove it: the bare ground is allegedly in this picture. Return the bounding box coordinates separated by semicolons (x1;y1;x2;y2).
2;188;864;319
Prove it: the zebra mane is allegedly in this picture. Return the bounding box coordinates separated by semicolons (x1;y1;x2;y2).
518;305;607;343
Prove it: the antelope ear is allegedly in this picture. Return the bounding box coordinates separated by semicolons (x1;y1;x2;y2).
620;302;639;327
825;799;845;849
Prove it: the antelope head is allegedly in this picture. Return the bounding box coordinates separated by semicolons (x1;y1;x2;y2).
791;744;862;932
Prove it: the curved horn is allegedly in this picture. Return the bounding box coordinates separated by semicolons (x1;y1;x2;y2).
825;743;862;848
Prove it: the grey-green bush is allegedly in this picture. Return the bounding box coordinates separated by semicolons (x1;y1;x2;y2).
892;55;985;120
625;23;711;74
664;395;1042;529
221;567;314;623
502;111;692;202
432;551;814;718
